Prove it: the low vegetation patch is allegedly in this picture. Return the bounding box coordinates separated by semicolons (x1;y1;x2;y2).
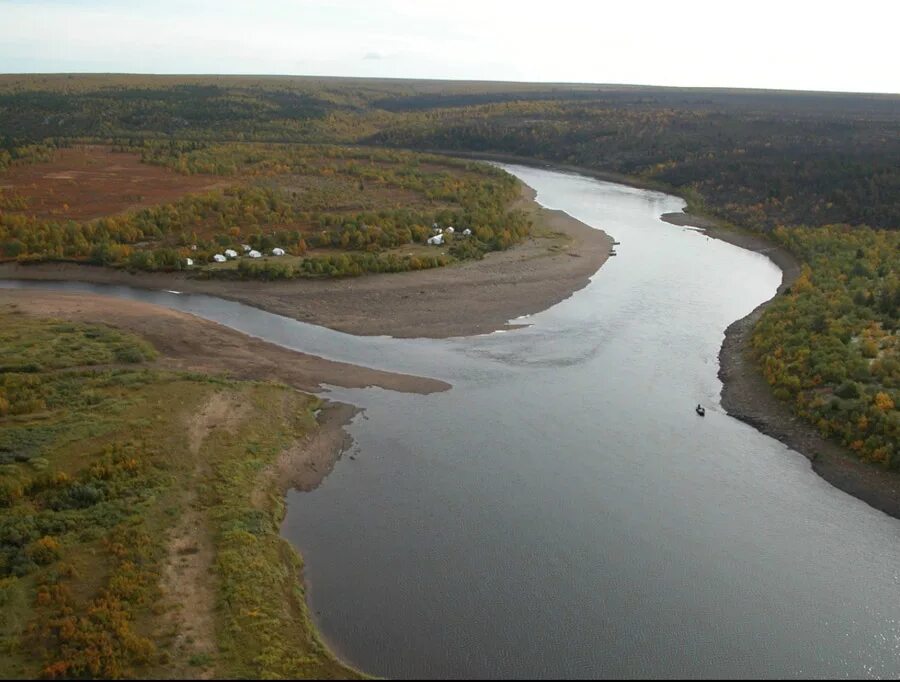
0;307;358;679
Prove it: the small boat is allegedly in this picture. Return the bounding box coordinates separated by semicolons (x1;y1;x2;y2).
609;250;617;256
696;405;706;417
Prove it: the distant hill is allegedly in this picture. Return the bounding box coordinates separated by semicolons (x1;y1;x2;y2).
2;74;898;230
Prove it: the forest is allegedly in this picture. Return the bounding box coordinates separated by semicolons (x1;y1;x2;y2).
2;76;897;231
751;226;899;467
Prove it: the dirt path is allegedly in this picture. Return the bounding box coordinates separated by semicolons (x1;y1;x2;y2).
160;390;253;678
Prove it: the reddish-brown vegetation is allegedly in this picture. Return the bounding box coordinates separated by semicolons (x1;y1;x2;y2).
0;146;223;220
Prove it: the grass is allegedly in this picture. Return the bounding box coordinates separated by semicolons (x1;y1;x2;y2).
0;306;361;679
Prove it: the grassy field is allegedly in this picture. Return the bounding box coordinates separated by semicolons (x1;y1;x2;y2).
0;305;359;679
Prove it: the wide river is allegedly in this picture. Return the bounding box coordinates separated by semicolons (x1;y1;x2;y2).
3;166;899;678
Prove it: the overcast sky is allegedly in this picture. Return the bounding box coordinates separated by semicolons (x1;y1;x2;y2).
1;0;898;93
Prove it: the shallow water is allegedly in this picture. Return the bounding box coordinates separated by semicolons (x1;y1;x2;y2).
3;166;899;678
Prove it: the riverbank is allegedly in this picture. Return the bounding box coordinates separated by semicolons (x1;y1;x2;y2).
0;290;449;395
4;161;896;522
442;153;900;520
659;213;900;520
0;183;611;339
0;288;447;678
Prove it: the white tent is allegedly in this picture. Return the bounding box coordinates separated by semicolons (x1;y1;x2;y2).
224;249;238;258
185;258;194;266
213;254;227;263
272;247;285;256
427;234;444;246
249;250;262;259
463;228;472;236
446;226;455;233
241;244;252;252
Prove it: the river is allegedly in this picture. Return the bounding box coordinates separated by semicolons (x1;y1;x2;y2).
3;166;899;678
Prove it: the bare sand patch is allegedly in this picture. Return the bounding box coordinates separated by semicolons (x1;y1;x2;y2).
0;290;449;395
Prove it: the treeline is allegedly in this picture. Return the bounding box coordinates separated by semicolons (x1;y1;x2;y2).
751;225;899;467
3;77;897;234
0;143;57;173
227;251;450;280
367;100;900;232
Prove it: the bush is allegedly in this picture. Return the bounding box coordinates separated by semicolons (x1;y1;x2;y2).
25;536;62;565
115;346;147;364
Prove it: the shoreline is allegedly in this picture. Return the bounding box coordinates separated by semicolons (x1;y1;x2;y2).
0;288;438;679
0;183;612;340
436;152;900;521
659;214;900;520
4;160;896;518
0;290;449;396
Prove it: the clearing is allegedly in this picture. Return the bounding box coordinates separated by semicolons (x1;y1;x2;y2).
0;145;224;220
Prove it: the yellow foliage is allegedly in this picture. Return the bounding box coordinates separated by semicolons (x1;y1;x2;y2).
873;392;895;411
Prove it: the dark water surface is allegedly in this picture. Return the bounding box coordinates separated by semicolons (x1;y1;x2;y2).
3;167;898;678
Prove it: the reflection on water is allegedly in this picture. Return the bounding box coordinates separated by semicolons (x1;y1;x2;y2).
3;167;899;679
286;167;900;679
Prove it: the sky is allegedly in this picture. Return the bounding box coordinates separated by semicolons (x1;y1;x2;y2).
1;0;898;93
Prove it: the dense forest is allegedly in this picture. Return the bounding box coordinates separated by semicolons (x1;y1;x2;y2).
0;76;897;481
2;75;897;231
369;99;900;232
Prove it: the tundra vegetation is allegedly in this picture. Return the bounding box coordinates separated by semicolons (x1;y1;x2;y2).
0;306;358;679
0;143;529;277
3;75;894;472
0;77;897;678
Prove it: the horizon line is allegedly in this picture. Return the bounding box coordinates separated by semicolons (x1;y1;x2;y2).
1;72;898;98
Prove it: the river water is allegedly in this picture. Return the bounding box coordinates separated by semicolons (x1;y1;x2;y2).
3;166;899;678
